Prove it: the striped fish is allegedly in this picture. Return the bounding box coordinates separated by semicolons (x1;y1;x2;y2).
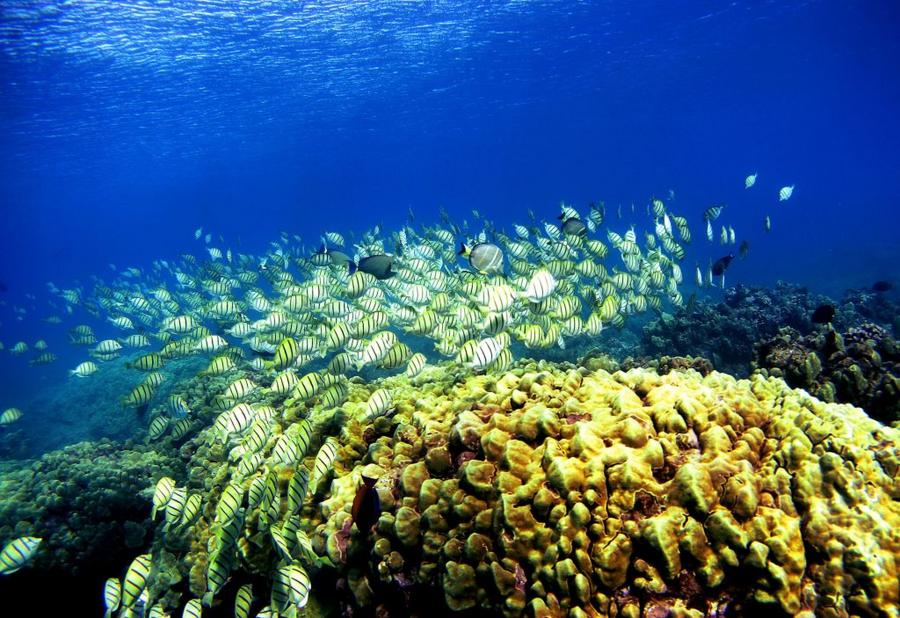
0;408;23;425
121;553;152;608
103;577;121;618
168;394;191;419
127;352;164;371
194;335;228;354
293;372;321;401
184;598;203;617
319;382;348;408
287;465;310;513
361;388;393;422
151;477;176;520
166;486;188;527
272;337;299;370
180;493;202;528
269;432;299;467
71;361;99;377
357;331;397;369
269;370;298;396
148;604;168;618
203;355;236;376
406;352;426;378
215;403;256;440
0;536;41;574
270;526;294;563
222;377;257;401
230;420;269;460
236;452;264;478
310;437;339;495
273;563;311;612
234;584;254;618
203;550;231;605
471;337;504;371
523;269;557;303
214;483;244;525
122;381;154;408
294;528;319;567
170;418;193;441
164;315;197;333
147;415;170;440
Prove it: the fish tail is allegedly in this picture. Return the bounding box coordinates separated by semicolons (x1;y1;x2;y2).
348;261;357;275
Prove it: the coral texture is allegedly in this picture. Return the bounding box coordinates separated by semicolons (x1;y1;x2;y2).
309;361;898;617
753;323;899;425
0;440;182;574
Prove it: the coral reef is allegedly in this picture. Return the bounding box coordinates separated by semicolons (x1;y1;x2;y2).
642;282;897;377
0;439;183;575
753;323;900;426
641;282;827;376
837;287;900;335
5;355;899;617
301;361;899;617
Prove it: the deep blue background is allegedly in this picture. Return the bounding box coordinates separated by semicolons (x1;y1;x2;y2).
1;0;899;407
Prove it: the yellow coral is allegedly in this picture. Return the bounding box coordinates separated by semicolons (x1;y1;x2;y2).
315;362;899;616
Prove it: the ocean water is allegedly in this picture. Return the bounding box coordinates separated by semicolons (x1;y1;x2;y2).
0;1;898;616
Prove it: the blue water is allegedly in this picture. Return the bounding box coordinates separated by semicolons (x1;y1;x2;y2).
1;1;899;437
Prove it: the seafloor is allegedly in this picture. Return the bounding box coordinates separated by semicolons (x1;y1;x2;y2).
0;282;897;617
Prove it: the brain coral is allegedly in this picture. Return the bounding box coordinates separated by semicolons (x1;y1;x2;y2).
314;361;899;617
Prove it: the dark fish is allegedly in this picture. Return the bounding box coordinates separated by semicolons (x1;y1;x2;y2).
351;475;381;534
811;304;836;324
560;217;587;237
317;246;352;267
711;254;734;277
739;240;750;259
459;242;503;274
872;281;892;293
351;254;395;279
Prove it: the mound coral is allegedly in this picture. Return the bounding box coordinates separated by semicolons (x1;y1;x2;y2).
307;361;899;617
754;323;899;426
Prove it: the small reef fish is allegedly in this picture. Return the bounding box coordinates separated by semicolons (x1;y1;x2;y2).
351;474;381;534
0;407;23;425
779;185;794;201
459;241;504;274
350;254;395;280
745;172;757;188
103;577;121;618
0;536;42;574
711;254;734;277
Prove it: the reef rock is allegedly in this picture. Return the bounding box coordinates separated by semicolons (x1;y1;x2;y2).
753;322;899;425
